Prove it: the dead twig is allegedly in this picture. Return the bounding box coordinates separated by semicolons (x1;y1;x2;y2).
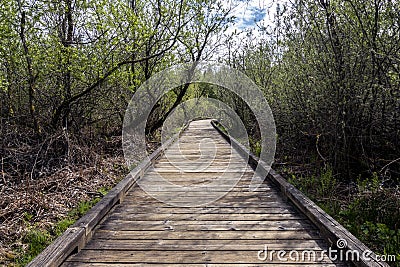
1;157;6;195
380;157;400;173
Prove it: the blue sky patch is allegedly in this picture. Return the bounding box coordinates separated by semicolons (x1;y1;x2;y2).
239;6;267;28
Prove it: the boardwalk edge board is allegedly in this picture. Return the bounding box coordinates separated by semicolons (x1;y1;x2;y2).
26;124;190;267
210;120;389;267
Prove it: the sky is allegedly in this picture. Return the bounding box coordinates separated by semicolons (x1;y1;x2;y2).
231;0;276;30
210;0;278;59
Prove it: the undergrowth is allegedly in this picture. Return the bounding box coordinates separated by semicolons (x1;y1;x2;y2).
288;167;400;266
11;187;109;266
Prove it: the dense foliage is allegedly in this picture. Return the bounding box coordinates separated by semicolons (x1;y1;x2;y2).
0;0;233;182
231;0;400;183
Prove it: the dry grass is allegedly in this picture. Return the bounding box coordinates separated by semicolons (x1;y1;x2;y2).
0;123;129;265
0;155;127;265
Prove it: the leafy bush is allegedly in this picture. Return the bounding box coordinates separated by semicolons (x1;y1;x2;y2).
288;168;400;264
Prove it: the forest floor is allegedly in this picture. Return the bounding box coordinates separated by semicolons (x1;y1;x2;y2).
278;163;400;266
0;155;127;266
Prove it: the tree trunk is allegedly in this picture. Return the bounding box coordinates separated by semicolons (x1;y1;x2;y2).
18;4;40;135
61;0;74;129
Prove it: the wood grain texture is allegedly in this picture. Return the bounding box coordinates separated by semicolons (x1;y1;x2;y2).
61;120;347;266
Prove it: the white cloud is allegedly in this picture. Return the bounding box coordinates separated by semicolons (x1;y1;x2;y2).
230;0;274;31
211;0;286;60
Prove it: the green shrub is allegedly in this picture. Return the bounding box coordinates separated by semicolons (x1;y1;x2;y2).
52;218;75;237
339;177;400;261
289;166;337;201
16;229;52;265
249;138;261;157
14;188;108;266
288;168;400;263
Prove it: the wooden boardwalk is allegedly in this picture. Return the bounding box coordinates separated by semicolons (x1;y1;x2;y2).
29;119;388;267
59;120;345;266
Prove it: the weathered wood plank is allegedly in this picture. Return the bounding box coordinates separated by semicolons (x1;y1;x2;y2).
98;219;316;231
107;212;306;221
92;229;323;240
118;202;294;208
65;250;336;264
112;206;299;214
123;192;282;202
83;239;327;250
